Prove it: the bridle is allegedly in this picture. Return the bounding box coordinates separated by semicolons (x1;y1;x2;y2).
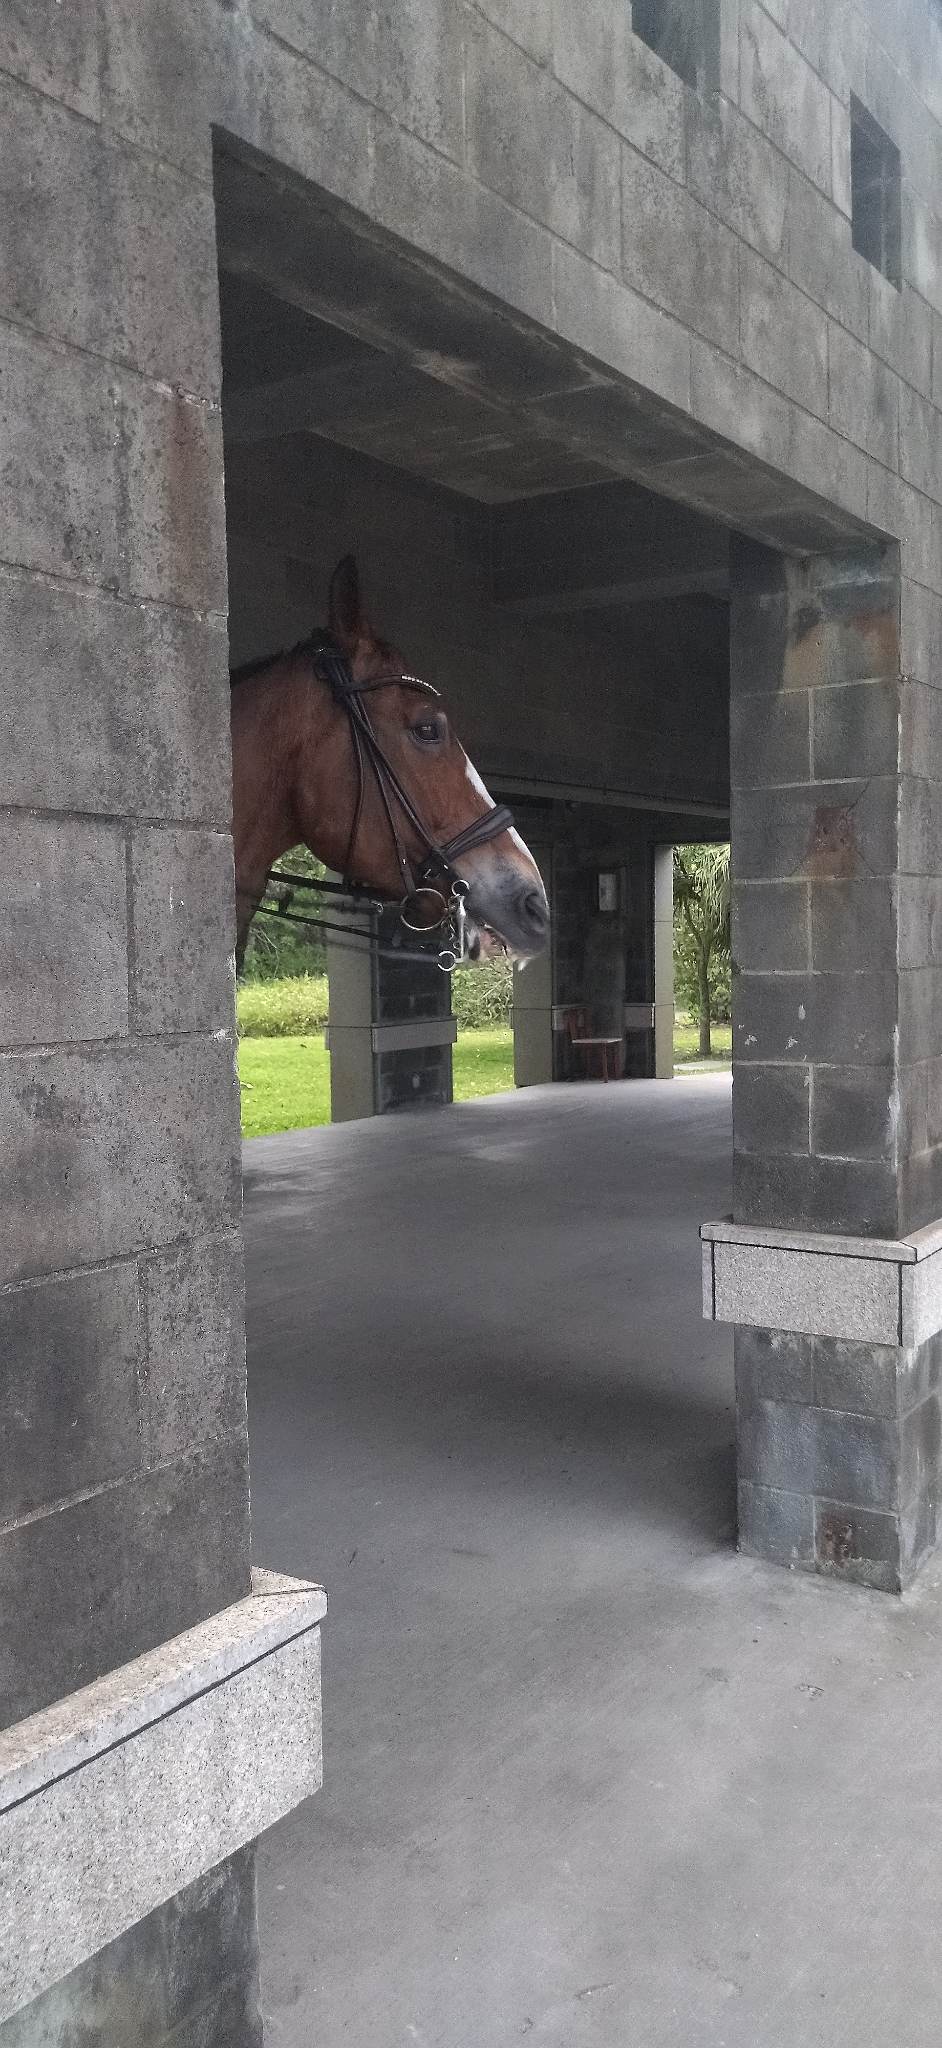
311;636;516;968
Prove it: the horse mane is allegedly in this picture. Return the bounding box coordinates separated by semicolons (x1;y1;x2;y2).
229;628;333;689
229;626;397;689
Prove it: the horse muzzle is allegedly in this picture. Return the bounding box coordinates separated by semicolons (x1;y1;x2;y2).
466;872;550;959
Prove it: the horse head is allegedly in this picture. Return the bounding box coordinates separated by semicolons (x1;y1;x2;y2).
290;557;549;961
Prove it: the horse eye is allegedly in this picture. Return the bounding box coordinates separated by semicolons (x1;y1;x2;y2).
411;715;447;747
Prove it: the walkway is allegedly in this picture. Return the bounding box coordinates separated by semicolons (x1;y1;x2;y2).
244;1077;942;2048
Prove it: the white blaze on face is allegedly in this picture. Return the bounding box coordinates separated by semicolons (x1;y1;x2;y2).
463;754;542;880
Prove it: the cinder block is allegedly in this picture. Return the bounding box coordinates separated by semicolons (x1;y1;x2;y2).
685;95;789;263
471;0;552;62
370;0;464;162
739;246;828;415
812;1065;896;1163
869;278;933;397
738;1398;899;1513
0;569;231;823
900;683;942;787
0;814;128;1048
530;241;690;411
812;1335;899;1419
0;1266;142;1524
732;881;809;972
740;4;832;191
555;6;685;178
738;1480;814;1567
813;1499;901;1592
900;385;942;500
621;146;741;354
142;1234;247;1464
730;591;789;696
730;690;811;788
733;1062;810;1155
899;967;942;1064
731;778;898;882
899;1060;929;1159
734;1326;814;1405
122;380;227;610
812;678;900;782
466;23;621;273
131;827;235;1035
810;878;897;974
928;1060;942;1146
245;0;378;96
688;341;792;480
100;0;249;181
829;323;900;472
733;1149;898;1237
786;166;869;342
0;77;110;360
0;0;101;118
0;1037;241;1286
0;325;121;587
0;1434;250;1729
735;968;898;1070
111;149;221;397
900;1391;942;1506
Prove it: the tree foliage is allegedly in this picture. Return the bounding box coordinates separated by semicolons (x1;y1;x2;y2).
240;845;327;982
673;844;731;1057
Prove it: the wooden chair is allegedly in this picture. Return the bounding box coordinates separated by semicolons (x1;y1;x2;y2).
563;1007;623;1082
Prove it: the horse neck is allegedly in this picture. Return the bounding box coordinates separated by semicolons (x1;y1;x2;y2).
230;658;334;924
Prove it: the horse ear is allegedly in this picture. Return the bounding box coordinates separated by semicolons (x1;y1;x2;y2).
328;554;366;653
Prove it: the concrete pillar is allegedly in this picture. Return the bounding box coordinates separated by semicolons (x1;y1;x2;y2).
702;537;942;1591
327;903;456;1123
325;894;377;1124
513;840;553;1087
652;845;675;1080
0;33;323;2038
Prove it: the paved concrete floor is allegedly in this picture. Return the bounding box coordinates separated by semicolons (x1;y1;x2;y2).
244;1077;942;2048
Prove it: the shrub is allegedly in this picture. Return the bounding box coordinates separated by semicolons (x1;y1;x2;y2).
237;959;516;1037
237;974;329;1038
451;957;514;1028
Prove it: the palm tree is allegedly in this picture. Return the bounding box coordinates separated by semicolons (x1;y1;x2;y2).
673;845;731;1059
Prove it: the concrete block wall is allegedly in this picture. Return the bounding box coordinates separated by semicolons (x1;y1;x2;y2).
4;0;942;2019
0;6;255;2036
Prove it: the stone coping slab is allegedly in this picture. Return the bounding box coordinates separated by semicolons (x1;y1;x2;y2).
0;1568;326;2022
701;1216;942;1348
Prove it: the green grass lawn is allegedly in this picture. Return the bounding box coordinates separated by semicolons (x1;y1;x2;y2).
238;1027;515;1137
238;1019;730;1137
673;1021;732;1066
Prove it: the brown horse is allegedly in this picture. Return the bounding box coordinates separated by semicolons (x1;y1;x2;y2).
230;557;549;969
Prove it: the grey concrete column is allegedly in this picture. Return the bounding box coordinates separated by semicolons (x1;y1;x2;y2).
327;901;456;1123
715;537;942;1590
325;893;377;1124
652;845;674;1080
513;840;553;1087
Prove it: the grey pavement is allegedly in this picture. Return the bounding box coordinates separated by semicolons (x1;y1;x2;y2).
244;1077;942;2047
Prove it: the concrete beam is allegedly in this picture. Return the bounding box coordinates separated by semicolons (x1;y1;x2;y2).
492;480;729;613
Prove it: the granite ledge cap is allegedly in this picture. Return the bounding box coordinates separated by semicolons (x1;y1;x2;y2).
700;1215;942;1264
0;1566;326;1815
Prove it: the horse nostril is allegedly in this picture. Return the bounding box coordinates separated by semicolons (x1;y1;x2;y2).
522;888;549;931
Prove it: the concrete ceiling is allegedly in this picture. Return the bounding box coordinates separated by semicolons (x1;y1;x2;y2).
214;136;871;609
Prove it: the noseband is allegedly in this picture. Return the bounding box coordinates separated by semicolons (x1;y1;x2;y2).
312;637;515;961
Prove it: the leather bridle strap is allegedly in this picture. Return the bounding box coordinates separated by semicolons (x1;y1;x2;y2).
313;643;515;900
